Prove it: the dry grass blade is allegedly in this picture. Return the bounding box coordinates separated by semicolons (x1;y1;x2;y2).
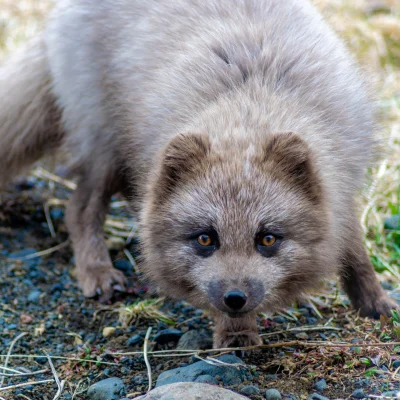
7;240;70;261
0;332;28;388
44;352;65;400
260;325;342;337
144;327;152;393
0;380;54;393
0;369;48;377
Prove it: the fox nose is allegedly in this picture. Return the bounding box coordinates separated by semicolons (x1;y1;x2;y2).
224;290;247;310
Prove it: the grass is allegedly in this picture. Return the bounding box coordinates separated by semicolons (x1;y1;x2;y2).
0;0;399;284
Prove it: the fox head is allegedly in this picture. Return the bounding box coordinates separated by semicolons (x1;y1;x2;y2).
140;131;334;317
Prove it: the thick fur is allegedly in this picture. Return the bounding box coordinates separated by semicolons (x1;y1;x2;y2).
0;0;397;345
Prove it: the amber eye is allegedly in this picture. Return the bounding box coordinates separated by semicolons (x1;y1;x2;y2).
261;234;276;247
197;234;213;247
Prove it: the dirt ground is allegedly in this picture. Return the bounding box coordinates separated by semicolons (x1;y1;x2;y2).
1;180;400;399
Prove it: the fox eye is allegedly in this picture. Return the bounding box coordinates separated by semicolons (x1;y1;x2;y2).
197;234;213;247
256;232;281;257
190;229;219;257
261;234;276;247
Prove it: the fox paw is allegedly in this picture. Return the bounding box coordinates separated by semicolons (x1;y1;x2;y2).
358;294;399;319
213;329;262;349
77;263;127;303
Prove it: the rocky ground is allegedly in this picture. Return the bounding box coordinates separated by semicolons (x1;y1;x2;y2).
1;175;400;400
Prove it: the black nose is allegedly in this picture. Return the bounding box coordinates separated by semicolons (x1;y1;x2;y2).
224;290;247;310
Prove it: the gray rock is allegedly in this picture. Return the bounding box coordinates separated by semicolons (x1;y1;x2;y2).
135;382;248;399
194;374;219;385
156;354;250;387
308;394;329;400
177;330;213;350
240;385;260;396
351;389;365;399
265;389;282;400
87;377;125;400
314;379;327;392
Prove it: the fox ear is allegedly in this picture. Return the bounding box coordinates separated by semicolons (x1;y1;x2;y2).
156;133;210;194
262;132;322;203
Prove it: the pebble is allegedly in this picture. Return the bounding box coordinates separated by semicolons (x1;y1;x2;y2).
27;290;41;302
295;332;309;340
133;375;144;385
176;330;213;350
273;316;286;323
392;360;400;369
314;379;327;392
126;334;143;346
308;394;329;400
240;385;260;396
352;389;365;399
265;389;282;400
87;377;126;400
102;327;116;338
153;328;182;345
156;354;250;387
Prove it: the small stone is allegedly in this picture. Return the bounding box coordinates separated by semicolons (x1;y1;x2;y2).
240;385;260;395
308;394;329;400
314;379;327;392
273;316;286;324
177;330;213;350
7;324;17;330
20;314;33;324
295;332;309;340
102;327;116;338
87;377;126;400
265;389;282;400
133;375;144;385
195;375;219;385
126;335;143;346
352;389;365;399
154;328;182;345
27;290;41;303
392;360;400;369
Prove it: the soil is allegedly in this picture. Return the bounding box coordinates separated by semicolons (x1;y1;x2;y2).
0;174;399;400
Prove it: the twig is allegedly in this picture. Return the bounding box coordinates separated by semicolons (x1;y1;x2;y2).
0;380;54;392
194;355;246;368
8;240;70;261
0;355;118;366
44;202;56;238
44;352;65;400
0;332;28;388
31;167;76;190
260;325;342;337
144;327;152;392
123;248;139;274
0;369;48;377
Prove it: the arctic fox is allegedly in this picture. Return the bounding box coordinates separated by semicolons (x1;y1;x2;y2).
0;0;397;347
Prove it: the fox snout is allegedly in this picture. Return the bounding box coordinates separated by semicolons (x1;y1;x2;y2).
207;279;265;317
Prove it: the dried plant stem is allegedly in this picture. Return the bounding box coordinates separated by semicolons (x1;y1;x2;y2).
0;332;28;388
144;327;153;392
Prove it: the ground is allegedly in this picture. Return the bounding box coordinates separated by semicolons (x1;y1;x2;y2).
1;1;400;399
